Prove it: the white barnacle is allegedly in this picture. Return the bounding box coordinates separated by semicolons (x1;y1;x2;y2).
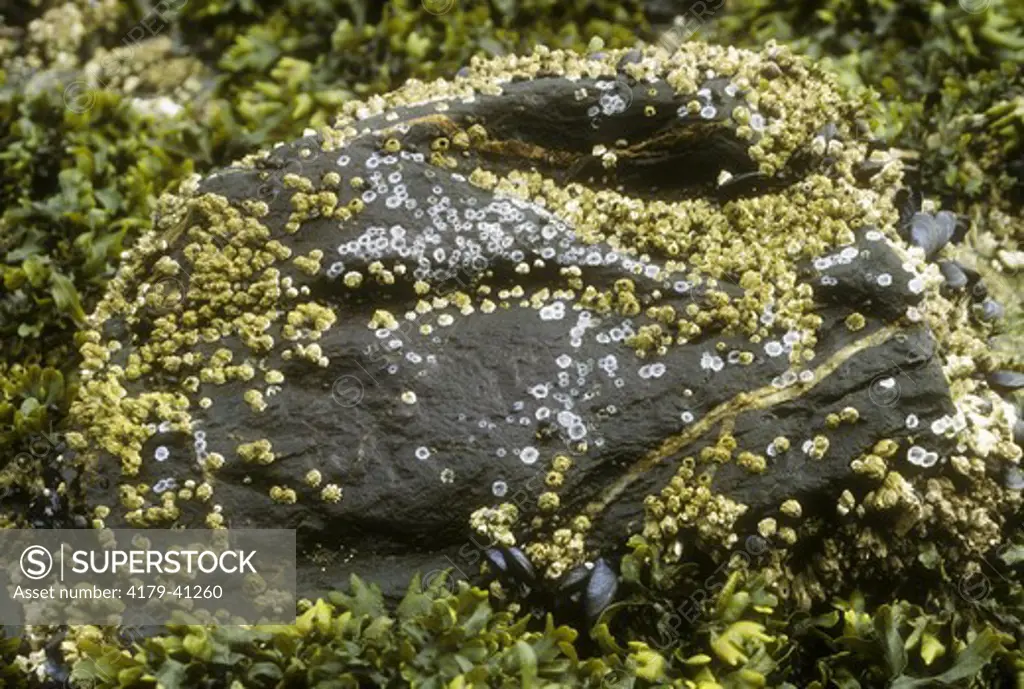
155;446;169;462
492;480;508;497
521;447;539;465
907;445;927;466
877;273;893;287
415;446;431;460
765;341;784;357
153;478;177;494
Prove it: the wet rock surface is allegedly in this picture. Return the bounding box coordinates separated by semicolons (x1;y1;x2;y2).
67;44;1022;603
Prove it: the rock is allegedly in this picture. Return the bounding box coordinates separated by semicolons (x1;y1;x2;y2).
66;44;1022;605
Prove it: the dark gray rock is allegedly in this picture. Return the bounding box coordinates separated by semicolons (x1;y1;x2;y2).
66;45;1017;607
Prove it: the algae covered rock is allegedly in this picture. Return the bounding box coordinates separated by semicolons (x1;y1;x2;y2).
65;42;1022;604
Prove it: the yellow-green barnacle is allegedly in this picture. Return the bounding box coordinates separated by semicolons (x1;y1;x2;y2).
737;451;767;474
851;453;888;481
321;484;343;503
270;486;298;504
865;471;919;514
237;439;275;465
701;445;732;463
809;435;830;460
837;490;857;517
553;528;572;546
282;173;314;192
545;471;564;488
293;343;329;366
466;123;488;142
195;483;214;502
780;499;802;518
203;452;225;471
571;515;591;533
469;167;498;189
538;492;560;512
777;527;798;545
757;517;777;538
287;302;337;333
293;250;324;276
119;485;145;511
840;406;860;424
369;309;399;330
469;504;519;545
243;389;267;413
206;511;225;529
771;436;790;454
645;495;665;520
845;312;866;331
873;438;901;459
305;470;322;488
545;561;567;580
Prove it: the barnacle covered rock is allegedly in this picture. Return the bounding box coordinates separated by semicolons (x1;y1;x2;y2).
64;43;1022;604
